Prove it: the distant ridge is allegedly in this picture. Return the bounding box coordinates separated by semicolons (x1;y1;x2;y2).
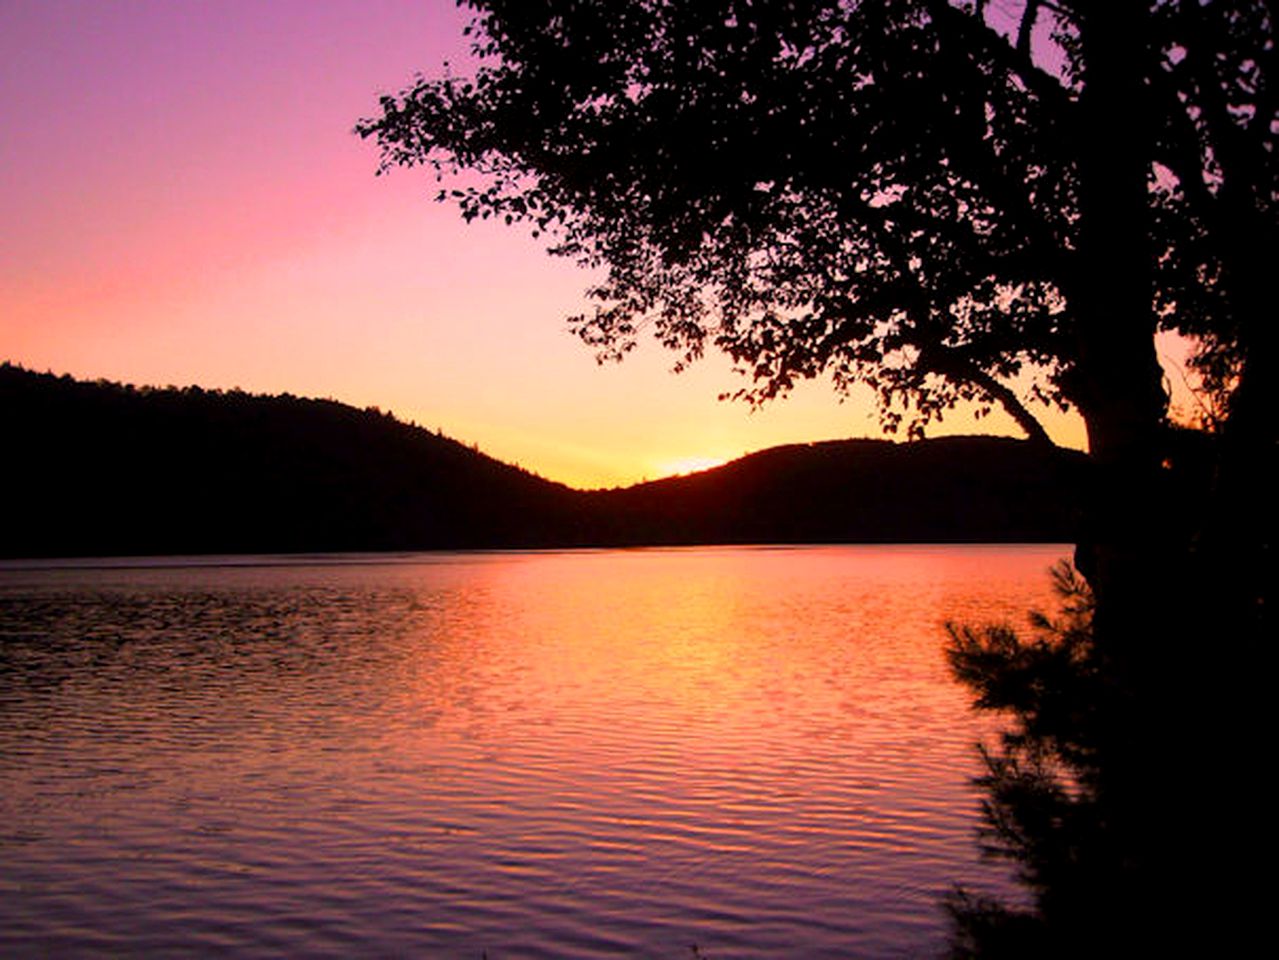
1;363;580;557
1;363;1083;558
586;436;1085;545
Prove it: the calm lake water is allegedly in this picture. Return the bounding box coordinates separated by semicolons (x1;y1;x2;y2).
0;545;1067;958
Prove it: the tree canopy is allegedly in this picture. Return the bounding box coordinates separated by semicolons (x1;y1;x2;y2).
358;0;1273;454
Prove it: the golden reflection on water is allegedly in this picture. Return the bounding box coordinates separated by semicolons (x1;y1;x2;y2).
0;545;1065;959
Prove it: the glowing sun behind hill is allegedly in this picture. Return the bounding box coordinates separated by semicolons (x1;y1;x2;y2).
655;456;730;479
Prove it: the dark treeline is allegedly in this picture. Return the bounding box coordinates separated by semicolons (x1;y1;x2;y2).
2;363;581;556
2;363;1088;558
585;437;1084;545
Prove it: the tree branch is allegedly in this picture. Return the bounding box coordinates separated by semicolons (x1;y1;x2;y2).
923;0;1078;115
925;347;1058;447
1016;0;1042;58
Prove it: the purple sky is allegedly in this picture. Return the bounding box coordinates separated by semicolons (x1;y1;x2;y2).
1;0;1094;486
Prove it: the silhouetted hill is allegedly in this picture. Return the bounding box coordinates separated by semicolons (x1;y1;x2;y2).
587;437;1086;544
1;363;581;557
1;363;1085;558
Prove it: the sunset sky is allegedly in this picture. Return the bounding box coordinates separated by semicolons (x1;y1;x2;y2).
0;0;1107;488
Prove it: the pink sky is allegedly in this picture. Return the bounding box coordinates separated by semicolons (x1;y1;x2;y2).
1;0;1091;488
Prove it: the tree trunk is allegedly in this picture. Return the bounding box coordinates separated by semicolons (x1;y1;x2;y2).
1066;10;1267;948
1066;4;1194;948
1071;3;1169;666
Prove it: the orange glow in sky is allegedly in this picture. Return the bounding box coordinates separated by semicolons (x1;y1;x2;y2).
0;1;1099;488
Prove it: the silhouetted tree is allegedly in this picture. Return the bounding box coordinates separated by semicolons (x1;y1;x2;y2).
360;4;1271;943
358;0;1270;622
945;563;1115;958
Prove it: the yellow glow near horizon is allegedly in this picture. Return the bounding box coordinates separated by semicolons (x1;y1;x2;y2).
654;456;730;478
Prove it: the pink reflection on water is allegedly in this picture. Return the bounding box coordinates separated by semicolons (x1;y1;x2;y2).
0;545;1065;958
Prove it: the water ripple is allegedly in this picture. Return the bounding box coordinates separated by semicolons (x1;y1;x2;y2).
0;545;1063;957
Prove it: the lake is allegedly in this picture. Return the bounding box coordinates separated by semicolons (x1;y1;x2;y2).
0;545;1067;958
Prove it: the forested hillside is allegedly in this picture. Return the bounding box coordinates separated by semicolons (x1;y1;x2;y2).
2;364;1086;557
